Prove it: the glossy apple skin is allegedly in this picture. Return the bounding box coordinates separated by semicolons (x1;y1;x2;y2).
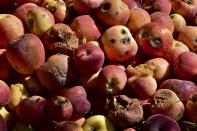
73;43;105;76
47;96;73;121
41;0;68;23
70;15;101;41
73;0;104;14
0;80;11;107
97;65;127;96
127;8;151;33
171;0;197;20
25;7;55;37
142;114;181;131
186;92;197;123
0;14;24;48
97;0;130;26
13;3;38;23
178;26;197;52
16;95;47;126
150;11;174;33
102;25;138;62
160;79;197;104
173;51;197;80
135;22;174;57
6;33;45;75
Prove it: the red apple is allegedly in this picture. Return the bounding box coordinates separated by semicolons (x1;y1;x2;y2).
14;0;40;5
55;121;83;131
186;92;197;123
0;80;11;106
0;115;7;131
122;0;140;9
0;14;24;48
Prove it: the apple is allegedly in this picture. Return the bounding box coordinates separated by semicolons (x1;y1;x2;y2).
47;95;73;121
105;95;143;127
0;14;24;48
8;83;29;111
97;0;130;26
135;22;174;57
14;0;40;5
186;92;197;123
36;54;77;93
41;0;68;23
142;114;181;131
0;114;7;131
70;15;101;41
123;128;136;131
171;0;197;20
43;23;79;55
73;43;105;76
25;7;55;37
96;65;127;96
0;107;10;122
6;33;45;75
13;3;38;23
127;8;151;34
55;121;83;131
178;26;197;52
122;0;140;9
170;13;186;38
0;80;11;107
150;11;174;33
16;95;47;126
101;25;138;62
82;115;115;131
73;0;104;14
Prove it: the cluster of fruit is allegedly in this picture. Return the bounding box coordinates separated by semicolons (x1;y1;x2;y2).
0;0;197;131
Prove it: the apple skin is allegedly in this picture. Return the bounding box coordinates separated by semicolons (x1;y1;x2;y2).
127;8;151;34
0;14;24;48
14;0;40;5
41;0;68;23
47;96;73;122
70;15;101;41
173;51;197;80
25;7;55;37
178;26;197;52
171;0;197;20
127;75;157;100
16;95;47;126
142;114;181;131
135;22;174;58
186;92;197;123
55;121;83;131
96;65;127;96
43;23;79;55
97;0;130;26
73;0;104;14
123;128;136;131
170;13;186;38
0;114;7;131
141;0;172;14
57;86;91;119
105;95;143;128
150;11;174;34
73;43;105;76
160;79;197;104
36;54;77;93
122;0;139;9
101;25;138;62
0;49;13;81
8;83;29;111
0;80;11;107
13;3;38;23
82;115;115;131
6;33;45;75
150;89;185;121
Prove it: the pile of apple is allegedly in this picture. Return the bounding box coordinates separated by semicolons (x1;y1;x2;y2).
0;0;197;131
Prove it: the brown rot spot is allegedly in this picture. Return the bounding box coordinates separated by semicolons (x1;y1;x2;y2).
101;2;111;12
121;29;127;35
149;38;163;48
121;37;130;45
110;39;116;44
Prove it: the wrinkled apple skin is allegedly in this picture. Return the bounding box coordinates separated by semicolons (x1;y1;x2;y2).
102;25;138;62
173;51;197;80
0;14;24;48
97;0;130;26
142;114;181;131
6;33;45;75
0;80;11;107
160;79;197;104
135;22;174;57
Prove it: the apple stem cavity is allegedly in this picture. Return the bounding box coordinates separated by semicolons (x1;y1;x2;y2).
150;38;162;48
